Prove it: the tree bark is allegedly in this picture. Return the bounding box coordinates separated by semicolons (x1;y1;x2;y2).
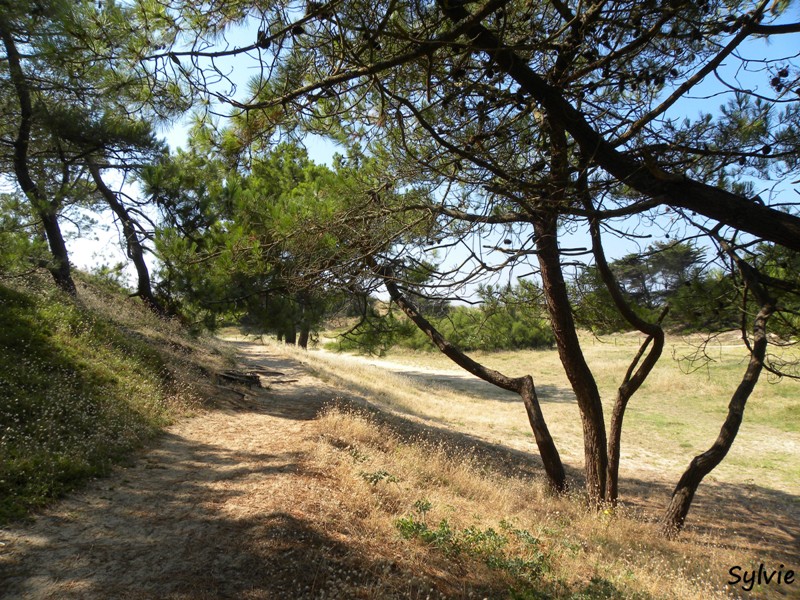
298;325;310;349
39;208;76;295
533;215;607;504
606;331;662;503
661;252;775;536
0;19;75;295
380;266;566;492
88;161;166;315
284;324;297;345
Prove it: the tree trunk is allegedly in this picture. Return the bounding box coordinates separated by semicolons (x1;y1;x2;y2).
40;208;76;296
661;300;773;536
88;161;166;315
0;20;75;296
662;247;775;537
298;325;310;349
519;375;566;492
284;324;297;345
533;215;607;503
380;266;566;493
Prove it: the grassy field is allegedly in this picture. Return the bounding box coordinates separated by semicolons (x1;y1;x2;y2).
258;334;800;598
249;329;799;599
314;329;800;495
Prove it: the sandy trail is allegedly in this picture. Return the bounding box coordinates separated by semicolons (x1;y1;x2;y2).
0;341;357;600
315;349;475;379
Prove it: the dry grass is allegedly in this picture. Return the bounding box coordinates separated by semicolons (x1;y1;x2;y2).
301;404;743;599
250;332;798;598
309;331;800;493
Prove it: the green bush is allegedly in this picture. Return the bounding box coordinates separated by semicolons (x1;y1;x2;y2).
395;510;550;583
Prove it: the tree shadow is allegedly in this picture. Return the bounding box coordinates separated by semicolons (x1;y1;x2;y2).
372;369;576;404
0;431;528;599
214;339;800;565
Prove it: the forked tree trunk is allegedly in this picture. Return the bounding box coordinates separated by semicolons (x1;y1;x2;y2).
586;212;668;503
380;267;566;493
533;215;607;503
661;300;774;537
606;329;663;503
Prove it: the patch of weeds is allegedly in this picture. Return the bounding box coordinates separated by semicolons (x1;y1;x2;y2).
349;447;369;463
395;504;551;585
359;469;399;485
0;282;188;523
413;498;432;516
568;576;649;600
396;515;461;555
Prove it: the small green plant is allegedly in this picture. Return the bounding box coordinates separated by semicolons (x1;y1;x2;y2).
348;447;369;463
395;508;550;584
359;469;398;485
413;497;432;517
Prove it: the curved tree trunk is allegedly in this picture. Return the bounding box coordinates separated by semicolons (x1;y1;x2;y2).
88;161;166;315
533;215;607;503
661;247;775;537
380;266;566;493
1;19;75;296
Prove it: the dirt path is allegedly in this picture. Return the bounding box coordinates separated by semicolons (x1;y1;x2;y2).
0;341;358;600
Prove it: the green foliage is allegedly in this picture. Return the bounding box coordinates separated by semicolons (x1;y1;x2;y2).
336;282;553;353
755;243;800;339
395;508;550;586
572;242;741;333
330;308;420;355
0;194;49;279
0;281;178;523
359;469;398;485
149;139;347;340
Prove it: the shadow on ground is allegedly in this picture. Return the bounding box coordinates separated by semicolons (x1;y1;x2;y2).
226;339;800;566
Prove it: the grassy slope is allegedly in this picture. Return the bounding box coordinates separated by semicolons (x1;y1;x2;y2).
0;274;230;523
